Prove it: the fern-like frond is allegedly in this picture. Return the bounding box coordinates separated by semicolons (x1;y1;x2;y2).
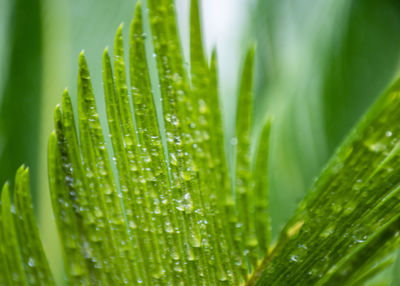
3;0;400;285
47;0;266;284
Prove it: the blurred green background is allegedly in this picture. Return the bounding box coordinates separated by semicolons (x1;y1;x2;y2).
1;0;400;284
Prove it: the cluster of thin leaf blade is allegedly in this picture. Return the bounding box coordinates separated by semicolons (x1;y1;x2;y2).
2;0;400;285
48;0;269;284
0;167;53;285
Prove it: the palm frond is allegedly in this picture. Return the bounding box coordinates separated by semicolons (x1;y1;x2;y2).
48;0;264;284
2;0;400;285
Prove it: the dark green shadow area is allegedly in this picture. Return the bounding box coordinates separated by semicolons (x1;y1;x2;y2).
0;0;43;203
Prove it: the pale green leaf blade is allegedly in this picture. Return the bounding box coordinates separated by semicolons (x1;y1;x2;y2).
253;119;272;256
208;53;240;276
234;47;258;270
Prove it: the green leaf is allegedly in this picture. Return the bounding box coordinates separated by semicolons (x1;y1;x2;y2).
3;0;400;285
0;167;53;285
233;46;258;270
253;119;272;256
248;79;400;285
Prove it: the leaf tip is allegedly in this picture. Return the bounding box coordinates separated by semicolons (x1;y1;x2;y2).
78;51;88;70
54;104;62;124
103;48;111;66
117;23;124;34
61;90;71;106
48;132;58;155
263;115;274;129
15;165;29;192
246;44;255;63
134;1;142;18
1;181;10;194
49;131;57;143
1;180;10;203
16;164;26;174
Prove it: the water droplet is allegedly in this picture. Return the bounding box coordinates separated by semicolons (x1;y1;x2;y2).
352;228;368;243
152;53;157;58
218;270;228;282
353;234;367;243
198;99;208;114
152;268;166;279
190;232;201;248
170;153;178;166
366;141;386;153
353;179;363;191
129;221;137;230
386;131;393;137
307;267;319;278
172;73;182;84
173;262;183;272
320;225;335;238
154;206;161;215
28;257;35;267
164;222;174;233
331;203;342;213
94;207;103;218
175;200;184;212
183;193;193;213
174;136;182;146
343;201;356;215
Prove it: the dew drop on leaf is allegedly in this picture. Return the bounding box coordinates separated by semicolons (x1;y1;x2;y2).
320;224;335;238
28;257;35;267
